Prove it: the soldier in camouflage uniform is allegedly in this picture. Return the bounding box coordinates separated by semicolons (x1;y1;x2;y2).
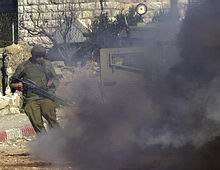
10;45;60;134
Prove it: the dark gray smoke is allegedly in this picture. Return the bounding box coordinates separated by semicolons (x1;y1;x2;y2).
30;0;220;169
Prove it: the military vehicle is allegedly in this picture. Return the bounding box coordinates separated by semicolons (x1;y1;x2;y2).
99;2;182;101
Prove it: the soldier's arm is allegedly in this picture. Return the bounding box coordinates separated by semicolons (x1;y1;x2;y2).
44;60;59;89
9;62;25;92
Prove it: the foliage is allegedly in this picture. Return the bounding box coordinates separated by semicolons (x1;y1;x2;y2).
89;7;143;40
115;7;143;27
86;7;144;60
89;13;117;49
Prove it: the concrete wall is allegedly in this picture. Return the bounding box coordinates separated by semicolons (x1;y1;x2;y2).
17;0;188;45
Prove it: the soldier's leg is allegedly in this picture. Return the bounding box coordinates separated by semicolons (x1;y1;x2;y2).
40;99;60;129
24;100;46;133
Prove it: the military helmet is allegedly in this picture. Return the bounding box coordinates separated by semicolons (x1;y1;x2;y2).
31;44;46;57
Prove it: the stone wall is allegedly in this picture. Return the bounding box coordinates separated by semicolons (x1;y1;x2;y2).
18;0;188;45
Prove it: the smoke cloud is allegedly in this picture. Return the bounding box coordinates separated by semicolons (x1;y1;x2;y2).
30;0;220;169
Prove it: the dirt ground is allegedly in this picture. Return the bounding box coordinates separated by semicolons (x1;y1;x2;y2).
1;137;220;170
0;139;74;170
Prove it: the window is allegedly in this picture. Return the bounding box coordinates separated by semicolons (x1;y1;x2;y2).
110;52;145;72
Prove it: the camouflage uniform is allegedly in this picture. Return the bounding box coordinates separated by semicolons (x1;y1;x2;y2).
10;45;60;133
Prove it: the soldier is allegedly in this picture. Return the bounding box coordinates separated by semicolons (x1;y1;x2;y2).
10;44;60;134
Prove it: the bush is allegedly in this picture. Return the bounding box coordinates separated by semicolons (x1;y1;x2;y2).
86;7;143;61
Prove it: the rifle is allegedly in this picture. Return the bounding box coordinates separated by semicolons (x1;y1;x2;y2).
11;77;74;106
1;50;8;96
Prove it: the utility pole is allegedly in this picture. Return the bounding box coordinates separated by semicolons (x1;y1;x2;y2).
1;50;8;96
12;22;15;44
